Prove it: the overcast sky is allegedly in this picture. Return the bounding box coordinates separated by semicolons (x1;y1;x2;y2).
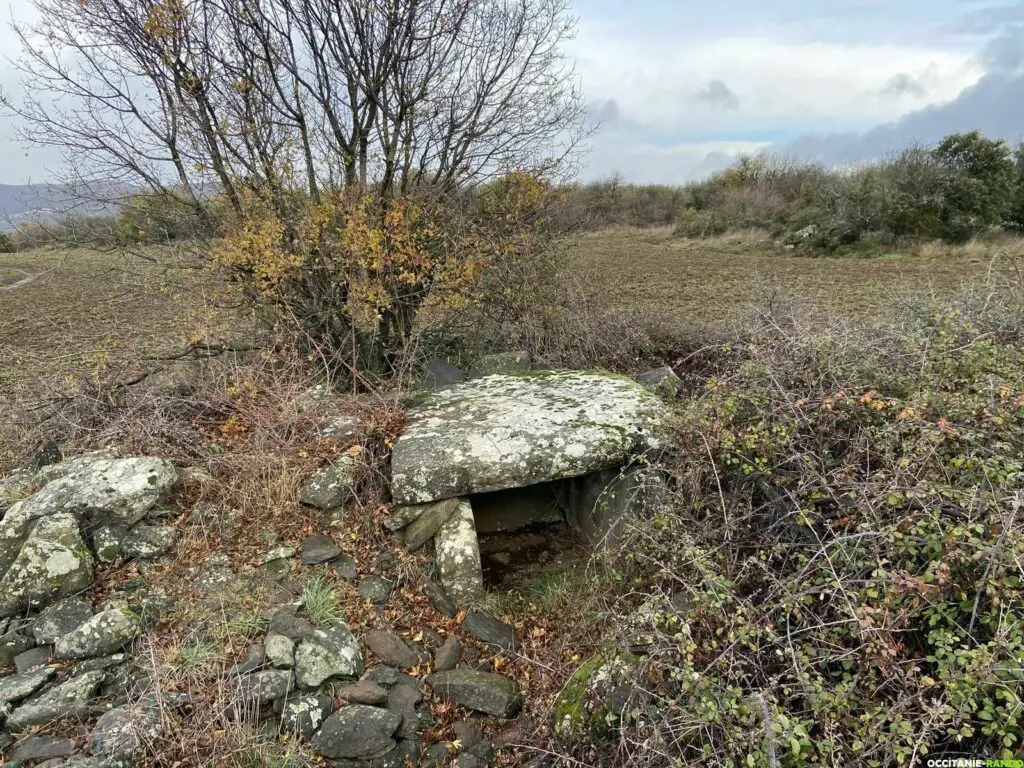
1;0;1022;185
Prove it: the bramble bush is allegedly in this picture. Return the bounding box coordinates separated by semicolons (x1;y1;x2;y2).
577;284;1024;766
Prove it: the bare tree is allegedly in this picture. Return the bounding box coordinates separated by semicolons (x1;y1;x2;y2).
2;0;587;213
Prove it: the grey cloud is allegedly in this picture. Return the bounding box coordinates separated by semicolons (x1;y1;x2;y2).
694;80;739;112
983;25;1024;72
782;71;1024;165
880;74;926;99
585;98;621;128
959;5;1024;33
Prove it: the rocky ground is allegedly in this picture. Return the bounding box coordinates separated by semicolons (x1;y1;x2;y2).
0;355;678;767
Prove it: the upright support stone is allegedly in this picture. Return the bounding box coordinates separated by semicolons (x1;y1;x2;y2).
434;499;483;604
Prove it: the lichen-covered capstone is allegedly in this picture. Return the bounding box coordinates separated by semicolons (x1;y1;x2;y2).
391;371;664;505
434;500;483;604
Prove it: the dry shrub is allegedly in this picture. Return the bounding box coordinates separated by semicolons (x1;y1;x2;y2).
556;279;1024;766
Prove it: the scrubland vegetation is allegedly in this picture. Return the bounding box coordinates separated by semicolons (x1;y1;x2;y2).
1;0;1023;764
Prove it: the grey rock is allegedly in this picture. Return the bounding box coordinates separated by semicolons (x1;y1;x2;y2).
330;554;358;581
0;731;12;753
631;366;681;398
338;680;388;706
294;623;364;689
14;646;52;674
0;514;94;618
265;633;295;669
311;704;402;760
357;576;393;606
363;630;420;670
258;546;295;565
89;704;160;760
6;670;105;730
24;441;63;473
362;666;399;687
0;632;36;666
461;613;518;652
7;735;76;763
451;720;483;750
467;740;495;761
424;582;457;618
434;636;461;672
426;669;522;718
422;360;466;390
300;536;342;565
387;676;422;739
313;414;361;444
90;522;127;564
402;499;459;552
281;693;333;739
561;466;669;548
299;459;360;510
269;608;316;642
384;504;427;532
224;644;265;677
54;608;140;660
32;598;94;645
391;371;664;505
434;501;483;604
0;668;54;704
237;669;294;706
120;524;176;560
424;742;451;765
74;653;125;673
468;351;532;378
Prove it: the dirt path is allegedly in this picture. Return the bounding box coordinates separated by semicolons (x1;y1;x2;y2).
0;268;51;290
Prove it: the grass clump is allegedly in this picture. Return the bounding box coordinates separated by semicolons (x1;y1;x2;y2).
301;574;343;629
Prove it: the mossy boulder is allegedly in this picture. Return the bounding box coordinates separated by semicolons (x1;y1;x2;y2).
553;654;637;743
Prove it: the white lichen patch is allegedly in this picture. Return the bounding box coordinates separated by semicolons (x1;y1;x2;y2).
391;371;665;504
45;549;82;577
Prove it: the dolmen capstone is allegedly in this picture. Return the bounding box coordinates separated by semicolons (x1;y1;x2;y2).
388;370;667;603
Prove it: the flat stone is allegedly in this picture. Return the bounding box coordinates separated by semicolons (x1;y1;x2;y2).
89;704;160;759
224;643;265;677
631;366;681;397
0;513;94;618
424;582;457;617
357;575;393;606
7;735;77;763
391;371;664;505
294;623;364;689
467;351;532;378
434;501;483;604
385;504;428;532
0;632;36;666
32;597;94;645
330;554;358;580
361;666;399;687
561;466;669;547
269;608;316;642
311;704;402;760
6;670;105;730
14;645;52;674
120;524;176;560
426;668;522;718
300;536;342;565
54;608;141;660
402;499;459;551
434;636;461;672
0;667;54;704
299;459;360;509
258;546;295;565
313;414;361;444
281;693;333;739
461;613;518;652
265;633;295;669
363;630;420;670
337;680;388;706
452;720;483;750
236;669;294;706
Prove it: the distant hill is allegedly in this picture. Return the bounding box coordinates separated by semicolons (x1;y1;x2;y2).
0;184;121;228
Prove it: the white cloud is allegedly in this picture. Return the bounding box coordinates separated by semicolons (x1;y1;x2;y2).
568;26;985;133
